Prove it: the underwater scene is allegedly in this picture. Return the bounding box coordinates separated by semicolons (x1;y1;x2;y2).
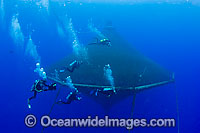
0;0;200;133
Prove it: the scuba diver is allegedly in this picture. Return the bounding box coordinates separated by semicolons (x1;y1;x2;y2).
90;87;116;97
66;60;83;73
57;89;81;104
27;79;57;109
57;76;81;104
59;60;82;73
88;38;111;47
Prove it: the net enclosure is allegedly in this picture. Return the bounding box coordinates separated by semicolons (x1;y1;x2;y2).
46;26;174;107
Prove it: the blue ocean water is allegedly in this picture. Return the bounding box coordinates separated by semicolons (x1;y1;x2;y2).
0;1;200;133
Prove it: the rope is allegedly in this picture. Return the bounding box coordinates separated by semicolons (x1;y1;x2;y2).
49;87;62;115
135;80;174;90
48;76;120;89
41;87;62;133
48;76;173;91
174;83;180;133
128;92;137;133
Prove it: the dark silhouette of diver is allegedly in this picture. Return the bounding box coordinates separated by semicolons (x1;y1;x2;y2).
57;90;81;104
88;38;111;47
67;60;83;73
27;79;56;109
90;87;116;97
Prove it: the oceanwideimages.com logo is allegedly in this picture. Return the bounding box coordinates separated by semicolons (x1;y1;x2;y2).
25;115;176;129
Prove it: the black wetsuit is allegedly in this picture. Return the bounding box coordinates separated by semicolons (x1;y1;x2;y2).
28;80;56;101
67;60;83;73
91;88;116;97
57;91;81;104
89;38;111;46
99;40;111;46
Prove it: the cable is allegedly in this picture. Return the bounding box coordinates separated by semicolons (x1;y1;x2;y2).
41;87;62;133
128;92;137;133
174;83;180;133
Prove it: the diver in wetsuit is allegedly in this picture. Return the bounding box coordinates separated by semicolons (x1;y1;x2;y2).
27;79;56;109
91;87;116;97
66;60;83;73
57;76;81;104
88;38;111;47
57;89;81;104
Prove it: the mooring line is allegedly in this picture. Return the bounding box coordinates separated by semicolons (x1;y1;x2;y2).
128;92;137;133
41;87;62;133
